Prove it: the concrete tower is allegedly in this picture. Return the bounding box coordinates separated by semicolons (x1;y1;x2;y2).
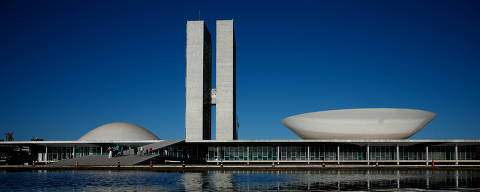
216;20;237;140
185;20;212;141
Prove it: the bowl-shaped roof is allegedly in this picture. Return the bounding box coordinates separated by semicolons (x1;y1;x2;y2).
281;108;436;140
78;122;160;141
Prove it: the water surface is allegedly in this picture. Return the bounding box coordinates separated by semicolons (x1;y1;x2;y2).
1;169;479;191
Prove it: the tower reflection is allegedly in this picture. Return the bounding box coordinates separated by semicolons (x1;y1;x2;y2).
183;169;480;191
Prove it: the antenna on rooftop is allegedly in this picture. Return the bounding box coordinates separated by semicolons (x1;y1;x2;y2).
198;9;201;20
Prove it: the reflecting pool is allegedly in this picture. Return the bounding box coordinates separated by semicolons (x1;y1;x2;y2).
1;168;479;191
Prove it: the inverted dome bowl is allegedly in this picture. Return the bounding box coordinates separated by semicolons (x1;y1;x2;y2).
281;108;436;140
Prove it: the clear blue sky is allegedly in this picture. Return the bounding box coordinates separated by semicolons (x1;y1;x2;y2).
1;0;479;141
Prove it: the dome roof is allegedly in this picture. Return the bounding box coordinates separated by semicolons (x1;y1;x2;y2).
281;108;436;140
78;122;160;141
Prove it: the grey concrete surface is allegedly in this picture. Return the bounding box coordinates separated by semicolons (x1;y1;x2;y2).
216;20;237;140
185;20;212;141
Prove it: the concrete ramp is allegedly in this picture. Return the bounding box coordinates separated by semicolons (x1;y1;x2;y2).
50;140;183;166
140;140;183;152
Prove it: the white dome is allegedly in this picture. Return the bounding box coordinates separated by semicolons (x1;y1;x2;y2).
281;108;436;140
78;122;160;141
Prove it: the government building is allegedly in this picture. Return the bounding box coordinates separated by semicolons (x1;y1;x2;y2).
1;20;479;167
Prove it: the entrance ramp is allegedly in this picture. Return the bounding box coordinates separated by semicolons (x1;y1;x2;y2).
50;140;183;166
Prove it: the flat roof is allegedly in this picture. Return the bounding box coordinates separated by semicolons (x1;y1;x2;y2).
186;140;480;146
187;139;480;143
1;140;479;147
0;140;169;147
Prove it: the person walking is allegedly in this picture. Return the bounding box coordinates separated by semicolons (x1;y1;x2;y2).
108;146;112;158
114;145;119;157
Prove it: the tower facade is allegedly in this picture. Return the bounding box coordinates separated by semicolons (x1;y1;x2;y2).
216;20;237;140
185;21;212;141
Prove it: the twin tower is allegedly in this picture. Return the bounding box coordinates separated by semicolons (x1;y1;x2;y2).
185;20;237;141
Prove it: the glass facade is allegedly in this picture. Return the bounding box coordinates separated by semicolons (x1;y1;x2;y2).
339;144;366;160
399;146;426;160
40;144;195;162
369;146;396;160
310;145;337;160
45;146;73;161
458;146;478;160
43;146;106;161
33;142;480;164
207;146;277;161
429;146;456;160
280;146;306;161
205;143;480;163
165;145;192;159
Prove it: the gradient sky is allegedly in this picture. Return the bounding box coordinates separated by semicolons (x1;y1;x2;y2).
1;0;479;141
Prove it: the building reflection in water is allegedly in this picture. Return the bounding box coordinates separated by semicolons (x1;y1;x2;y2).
183;171;236;191
3;168;478;191
211;171;234;191
182;172;205;191
195;169;480;191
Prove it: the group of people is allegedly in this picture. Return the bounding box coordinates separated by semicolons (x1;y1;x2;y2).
104;145;155;158
107;145;122;158
137;146;153;156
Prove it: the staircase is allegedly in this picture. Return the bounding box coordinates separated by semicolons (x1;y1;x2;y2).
50;140;183;166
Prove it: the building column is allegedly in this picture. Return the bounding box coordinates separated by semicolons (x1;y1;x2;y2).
45;146;48;162
73;145;75;159
367;145;370;165
216;146;220;164
425;146;429;166
100;146;103;155
277;146;280;164
396;145;400;165
307;145;310;164
247;146;249;164
337;145;340;164
455;145;458;165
